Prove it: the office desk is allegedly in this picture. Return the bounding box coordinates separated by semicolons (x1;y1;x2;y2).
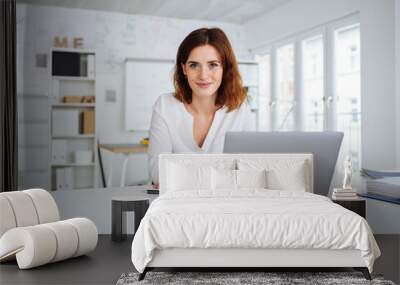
99;144;148;187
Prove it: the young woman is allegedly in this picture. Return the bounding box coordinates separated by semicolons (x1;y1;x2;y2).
148;27;254;187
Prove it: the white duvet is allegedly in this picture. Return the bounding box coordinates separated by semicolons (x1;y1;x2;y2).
131;190;380;273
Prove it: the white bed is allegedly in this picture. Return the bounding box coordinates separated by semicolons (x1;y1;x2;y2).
131;154;380;280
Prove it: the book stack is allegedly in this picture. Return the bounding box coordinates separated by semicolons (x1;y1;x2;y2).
332;188;358;200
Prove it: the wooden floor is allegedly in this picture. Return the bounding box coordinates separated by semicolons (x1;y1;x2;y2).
0;235;399;285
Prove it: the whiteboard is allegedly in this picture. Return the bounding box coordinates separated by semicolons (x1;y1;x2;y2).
125;58;175;131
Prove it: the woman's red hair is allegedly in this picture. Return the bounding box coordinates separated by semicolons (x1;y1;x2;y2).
173;27;247;111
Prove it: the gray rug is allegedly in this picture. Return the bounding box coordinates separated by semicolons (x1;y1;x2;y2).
116;271;396;285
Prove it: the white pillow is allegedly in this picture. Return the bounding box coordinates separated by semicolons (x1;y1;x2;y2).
267;167;306;191
237;169;267;188
211;168;268;190
211;168;236;190
238;159;310;192
167;162;211;191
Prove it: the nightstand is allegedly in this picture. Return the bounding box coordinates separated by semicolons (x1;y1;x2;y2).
332;198;366;218
112;196;150;242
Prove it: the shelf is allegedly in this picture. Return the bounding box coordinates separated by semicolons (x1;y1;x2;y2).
51;163;95;167
50;51;97;191
52;134;95;139
51;47;95;54
52;76;95;82
52;103;95;108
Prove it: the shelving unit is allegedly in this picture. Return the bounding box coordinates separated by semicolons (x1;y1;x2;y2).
49;48;97;191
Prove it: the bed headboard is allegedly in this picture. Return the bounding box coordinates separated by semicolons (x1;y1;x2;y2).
159;153;313;195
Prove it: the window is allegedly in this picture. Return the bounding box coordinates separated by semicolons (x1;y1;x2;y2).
256;53;271;131
256;15;361;175
333;23;361;172
275;44;295;131
302;34;324;131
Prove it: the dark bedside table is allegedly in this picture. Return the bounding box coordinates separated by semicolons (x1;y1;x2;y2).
332;197;366;218
112;196;150;242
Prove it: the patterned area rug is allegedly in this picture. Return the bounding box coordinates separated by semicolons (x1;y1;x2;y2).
116;271;396;285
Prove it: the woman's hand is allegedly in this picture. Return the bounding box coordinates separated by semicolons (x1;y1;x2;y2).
152;183;159;189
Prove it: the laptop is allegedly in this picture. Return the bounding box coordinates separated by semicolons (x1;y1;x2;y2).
223;132;343;196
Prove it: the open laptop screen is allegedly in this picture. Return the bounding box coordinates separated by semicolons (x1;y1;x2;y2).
223;132;343;196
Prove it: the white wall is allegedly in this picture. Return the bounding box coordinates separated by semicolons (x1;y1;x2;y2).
17;4;250;187
244;0;397;171
17;5;52;188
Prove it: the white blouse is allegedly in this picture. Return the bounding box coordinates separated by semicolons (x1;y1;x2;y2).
148;93;254;183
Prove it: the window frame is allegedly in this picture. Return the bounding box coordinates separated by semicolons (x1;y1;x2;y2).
254;13;362;169
254;14;360;132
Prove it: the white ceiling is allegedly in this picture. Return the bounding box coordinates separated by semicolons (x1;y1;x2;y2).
17;0;293;24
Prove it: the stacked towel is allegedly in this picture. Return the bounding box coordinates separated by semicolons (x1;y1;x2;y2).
332;188;358;200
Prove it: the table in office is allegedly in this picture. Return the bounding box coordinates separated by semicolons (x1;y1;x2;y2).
99;143;148;187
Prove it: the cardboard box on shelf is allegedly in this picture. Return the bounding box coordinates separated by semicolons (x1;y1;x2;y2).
81;96;95;103
81;110;95;134
63;95;82;103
